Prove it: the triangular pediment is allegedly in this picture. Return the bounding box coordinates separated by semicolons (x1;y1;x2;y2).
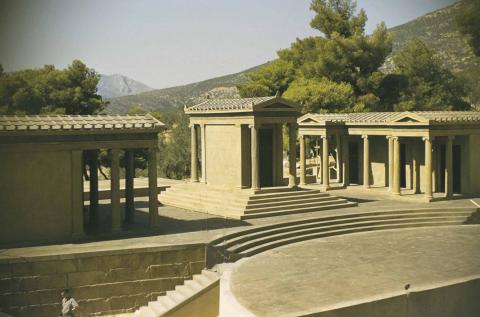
253;98;301;113
389;112;428;123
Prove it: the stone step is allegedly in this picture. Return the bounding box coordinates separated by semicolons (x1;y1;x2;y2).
160;197;244;218
240;220;465;257
208;207;477;246
248;189;322;200
161;189;250;205
217;211;473;249
252;187;311;194
229;216;467;253
244;198;349;214
246;192;331;205
240;201;358;219
135;269;220;317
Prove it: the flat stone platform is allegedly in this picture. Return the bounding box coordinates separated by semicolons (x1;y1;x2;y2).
227;225;480;317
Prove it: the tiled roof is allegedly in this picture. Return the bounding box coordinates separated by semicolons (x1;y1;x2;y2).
186;96;278;112
301;111;480;124
0;114;164;132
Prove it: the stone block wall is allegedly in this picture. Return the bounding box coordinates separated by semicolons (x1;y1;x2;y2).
0;244;206;316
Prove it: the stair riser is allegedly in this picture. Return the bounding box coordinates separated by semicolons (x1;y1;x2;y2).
244;199;348;214
161;192;248;207
160;198;244;216
241;221;464;257
232;217;466;253
240;202;357;219
245;196;341;209
249;190;323;200
219;212;473;248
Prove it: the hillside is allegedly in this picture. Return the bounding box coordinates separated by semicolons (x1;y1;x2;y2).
98;74;154;99
105;2;479;114
103;64;265;114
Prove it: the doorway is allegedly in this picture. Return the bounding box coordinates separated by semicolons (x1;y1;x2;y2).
349;142;359;184
259;128;274;187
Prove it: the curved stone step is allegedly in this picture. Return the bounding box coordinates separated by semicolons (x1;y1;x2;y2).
230;216;467;254
244;198;349;214
218;211;473;249
245;195;337;208
239;220;464;257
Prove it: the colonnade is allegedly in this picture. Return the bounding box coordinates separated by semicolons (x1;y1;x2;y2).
87;147;158;231
299;134;457;200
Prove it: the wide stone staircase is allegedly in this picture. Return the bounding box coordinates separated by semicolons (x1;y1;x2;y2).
207;207;479;263
131;269;220;317
159;184;357;219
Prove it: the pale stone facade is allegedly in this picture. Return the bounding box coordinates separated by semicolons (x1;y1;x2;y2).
0;115;164;246
298;111;480;200
185;96;301;190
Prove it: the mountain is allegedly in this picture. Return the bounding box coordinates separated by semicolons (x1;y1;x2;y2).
97;74;154;99
388;1;479;102
105;2;479;114
102;64;265;114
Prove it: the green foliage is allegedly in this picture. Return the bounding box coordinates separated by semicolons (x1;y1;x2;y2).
457;0;480;56
0;60;107;115
310;0;367;38
392;38;470;111
239;0;472;112
238;60;295;97
156;109;191;180
283;77;355;113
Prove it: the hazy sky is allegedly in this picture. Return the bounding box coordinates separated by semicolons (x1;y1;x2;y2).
0;0;455;89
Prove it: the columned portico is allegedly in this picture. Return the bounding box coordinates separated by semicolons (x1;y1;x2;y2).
110;149;122;232
424;136;433;200
387;136;394;191
190;124;199;182
362;135;370;189
251;124;260;191
321;135;330;190
300;134;306;186
288;123;297;188
392;137;401;195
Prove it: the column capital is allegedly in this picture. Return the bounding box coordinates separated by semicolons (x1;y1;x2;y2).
248;124;258;129
189;123;195;128
447;135;455;141
422;136;434;142
111;148;121;155
320;135;328;139
362;134;369;139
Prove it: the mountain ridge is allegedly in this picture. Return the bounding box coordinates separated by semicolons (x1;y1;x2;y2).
104;2;479;114
98;74;154;99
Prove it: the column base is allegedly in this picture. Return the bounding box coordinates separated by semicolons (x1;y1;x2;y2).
363;185;370;189
322;185;330;191
392;191;401;196
190;179;199;183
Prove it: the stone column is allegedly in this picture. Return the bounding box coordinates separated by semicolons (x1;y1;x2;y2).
445;136;454;198
125;149;135;224
362;135;370;189
110;149;121;232
288;123;297;188
336;134;343;183
322;135;330;190
412;142;420;194
250;125;260;191
387;136;394;191
71;150;84;239
392;137;401;195
89;150;99;226
190;124;199;182
300;134;306;186
200;124;207;183
424;136;433;200
148;147;158;227
342;136;350;186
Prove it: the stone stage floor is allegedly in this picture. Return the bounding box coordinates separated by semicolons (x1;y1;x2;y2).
1;189;479;261
226;225;480;317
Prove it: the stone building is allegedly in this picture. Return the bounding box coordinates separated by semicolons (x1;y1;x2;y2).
0;115;164;246
298;111;480;200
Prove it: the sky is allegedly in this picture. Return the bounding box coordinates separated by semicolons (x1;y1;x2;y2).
0;0;456;89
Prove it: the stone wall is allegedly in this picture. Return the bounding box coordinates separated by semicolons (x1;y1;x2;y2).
0;149;76;246
0;244;206;317
314;277;480;317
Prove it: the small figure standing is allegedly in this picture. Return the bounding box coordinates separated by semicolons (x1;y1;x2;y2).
60;289;79;317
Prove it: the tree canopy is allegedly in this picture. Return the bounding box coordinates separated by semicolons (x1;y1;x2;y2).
239;0;470;113
0;60;107;115
457;0;480;56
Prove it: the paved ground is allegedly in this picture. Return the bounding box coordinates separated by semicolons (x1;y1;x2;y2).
1;187;479;261
228;225;480;317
